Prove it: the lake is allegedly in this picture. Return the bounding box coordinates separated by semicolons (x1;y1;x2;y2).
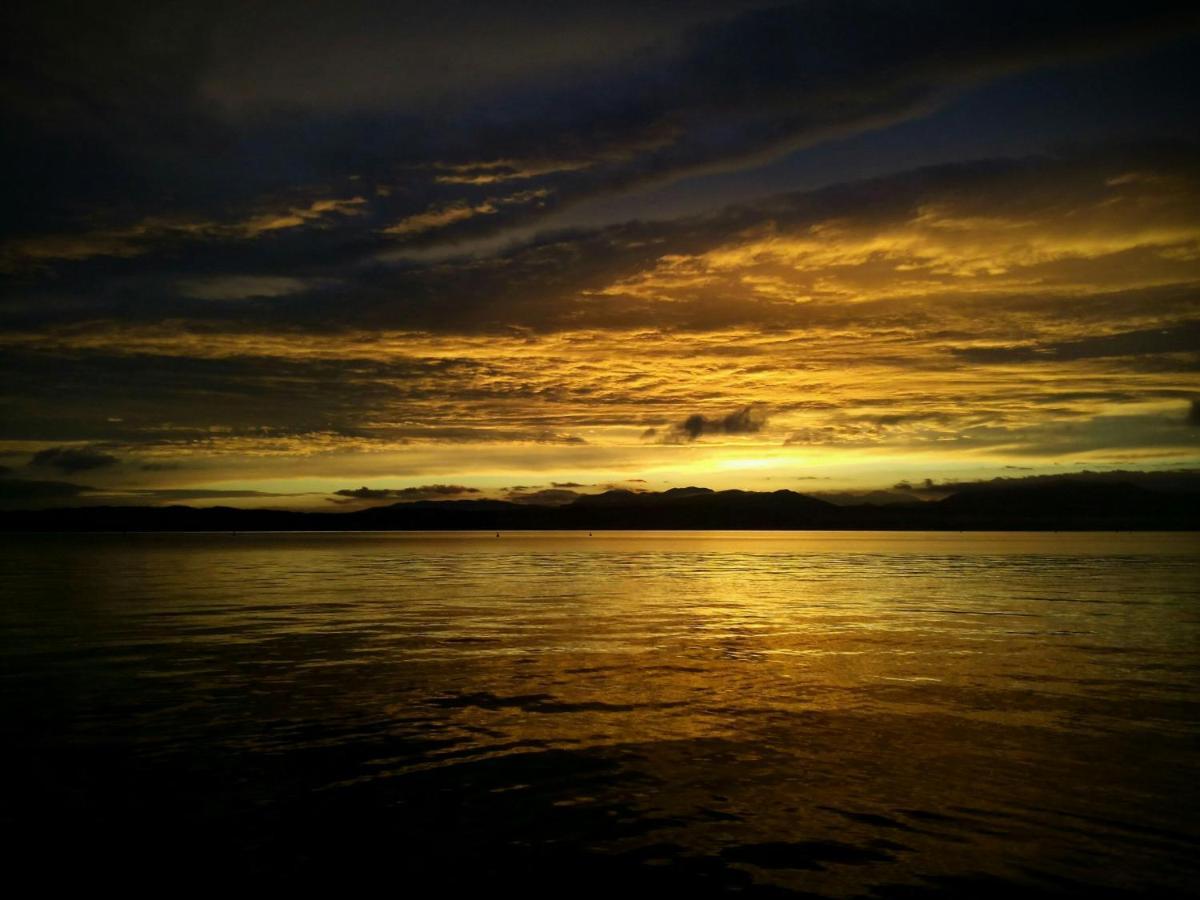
1;531;1197;895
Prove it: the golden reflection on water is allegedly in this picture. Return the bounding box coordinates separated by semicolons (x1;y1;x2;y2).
1;531;1197;894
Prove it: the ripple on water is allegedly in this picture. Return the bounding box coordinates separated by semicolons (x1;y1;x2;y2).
0;531;1197;894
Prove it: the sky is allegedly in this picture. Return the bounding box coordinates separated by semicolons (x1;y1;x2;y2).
1;0;1199;509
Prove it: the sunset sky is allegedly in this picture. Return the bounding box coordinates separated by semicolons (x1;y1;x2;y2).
2;1;1198;509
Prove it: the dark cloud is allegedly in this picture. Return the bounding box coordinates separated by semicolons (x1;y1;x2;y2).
194;2;754;113
333;485;481;502
0;34;1195;472
0;348;504;444
0;478;93;505
899;469;1200;496
0;2;1195;512
0;479;309;509
334;488;391;500
670;405;768;442
1188;399;1200;427
953;320;1200;365
5;140;1194;345
2;0;1192;277
28;446;119;473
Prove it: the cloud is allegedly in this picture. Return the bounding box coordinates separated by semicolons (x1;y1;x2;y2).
0;478;313;509
1189;399;1200;427
124;489;306;501
176;276;323;301
28;446;119;473
0;478;94;505
432;158;593;186
0;6;1195;500
2;0;1192;275
1;199;369;273
0;146;1197;478
669;405;768;441
332;484;481;502
953;321;1200;365
380;190;549;238
5;142;1198;338
897;469;1200;496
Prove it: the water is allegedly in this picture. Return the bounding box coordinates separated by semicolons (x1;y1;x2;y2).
1;531;1198;895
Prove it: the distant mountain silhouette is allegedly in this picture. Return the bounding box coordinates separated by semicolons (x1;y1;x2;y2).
1;480;1195;532
939;481;1166;516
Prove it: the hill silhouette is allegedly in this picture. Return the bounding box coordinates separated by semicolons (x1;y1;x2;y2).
0;481;1195;532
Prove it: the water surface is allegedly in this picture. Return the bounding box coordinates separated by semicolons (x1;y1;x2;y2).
2;531;1197;895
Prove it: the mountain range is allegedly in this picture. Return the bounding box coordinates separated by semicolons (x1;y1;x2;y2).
1;482;1195;532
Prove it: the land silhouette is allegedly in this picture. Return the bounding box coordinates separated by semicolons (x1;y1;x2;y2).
1;481;1195;532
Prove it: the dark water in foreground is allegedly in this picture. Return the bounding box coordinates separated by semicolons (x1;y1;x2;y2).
1;531;1198;896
